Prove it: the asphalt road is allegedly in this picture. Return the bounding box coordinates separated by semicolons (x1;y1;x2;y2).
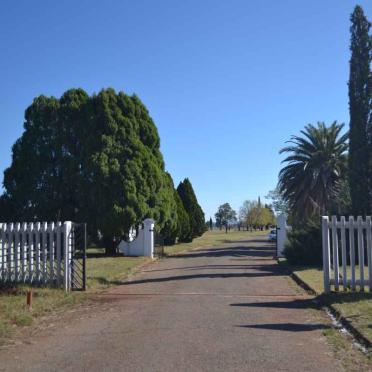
0;235;340;371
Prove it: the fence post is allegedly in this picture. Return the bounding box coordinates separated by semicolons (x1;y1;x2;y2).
63;222;72;291
322;216;331;293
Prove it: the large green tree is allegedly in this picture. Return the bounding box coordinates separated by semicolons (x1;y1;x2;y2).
215;203;236;233
177;178;206;238
2;88;176;253
348;5;371;215
278;122;348;221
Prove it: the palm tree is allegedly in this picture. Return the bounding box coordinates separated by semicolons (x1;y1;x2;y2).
278;121;348;220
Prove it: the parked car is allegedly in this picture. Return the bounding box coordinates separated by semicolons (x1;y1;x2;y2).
268;229;277;241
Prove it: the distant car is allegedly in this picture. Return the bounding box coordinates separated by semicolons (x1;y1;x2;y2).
268;229;277;241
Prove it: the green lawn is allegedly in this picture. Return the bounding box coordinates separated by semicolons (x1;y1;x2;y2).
0;228;266;346
283;261;372;345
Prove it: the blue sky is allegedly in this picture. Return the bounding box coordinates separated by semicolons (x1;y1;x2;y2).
0;1;371;220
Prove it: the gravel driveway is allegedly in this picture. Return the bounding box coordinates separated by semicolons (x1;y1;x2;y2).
0;235;340;371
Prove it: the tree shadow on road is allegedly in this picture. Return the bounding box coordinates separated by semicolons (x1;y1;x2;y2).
173;245;275;259
122;271;282;285
236;323;330;332
230;298;319;310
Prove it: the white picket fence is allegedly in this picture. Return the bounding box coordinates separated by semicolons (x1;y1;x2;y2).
0;222;73;290
322;216;372;293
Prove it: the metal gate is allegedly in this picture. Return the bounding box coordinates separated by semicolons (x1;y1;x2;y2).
154;232;164;257
70;223;87;291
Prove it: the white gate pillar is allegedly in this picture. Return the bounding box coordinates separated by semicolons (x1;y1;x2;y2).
276;214;288;258
143;218;155;258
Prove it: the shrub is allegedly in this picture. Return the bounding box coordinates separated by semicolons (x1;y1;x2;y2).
284;220;322;265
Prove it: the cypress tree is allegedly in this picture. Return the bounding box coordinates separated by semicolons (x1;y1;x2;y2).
174;189;192;242
2;88;177;254
177;178;206;238
348;6;371;215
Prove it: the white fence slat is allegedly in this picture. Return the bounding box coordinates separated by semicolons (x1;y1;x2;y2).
49;222;55;282
28;223;34;283
35;222;41;283
0;224;6;281
14;223;20;282
357;216;365;290
20;223;26;282
7;223;14;282
42;222;47;284
340;216;347;289
349;216;356;290
366;216;372;291
56;222;62;286
322;217;331;293
331;216;339;290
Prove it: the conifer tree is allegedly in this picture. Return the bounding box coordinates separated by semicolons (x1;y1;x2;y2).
177;178;206;238
1;88;177;254
348;5;371;215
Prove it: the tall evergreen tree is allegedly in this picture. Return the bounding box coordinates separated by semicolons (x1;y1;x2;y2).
177;178;206;238
174;188;192;242
1;88;177;254
348;5;371;215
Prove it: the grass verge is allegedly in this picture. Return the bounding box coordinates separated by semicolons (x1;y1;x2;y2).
281;260;372;348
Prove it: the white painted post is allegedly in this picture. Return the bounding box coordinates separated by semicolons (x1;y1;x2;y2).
63;222;72;291
357;216;365;290
143;219;155;258
331;216;339;291
340;216;347;290
349;216;356;290
366;216;372;291
276;214;288;258
322;216;331;293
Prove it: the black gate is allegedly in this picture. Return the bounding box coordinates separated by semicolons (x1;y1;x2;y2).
154;233;164;257
70;223;87;291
